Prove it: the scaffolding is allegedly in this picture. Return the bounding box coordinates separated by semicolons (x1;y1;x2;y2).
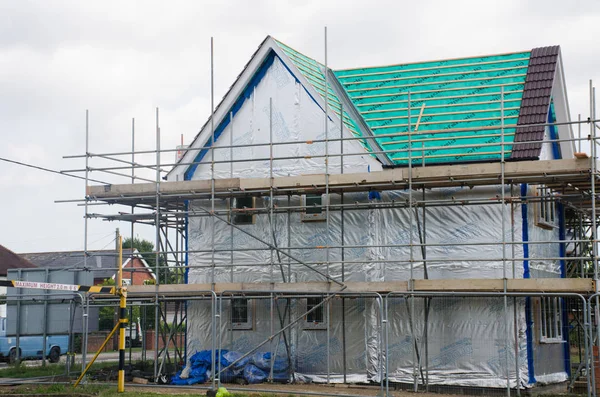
54;38;600;396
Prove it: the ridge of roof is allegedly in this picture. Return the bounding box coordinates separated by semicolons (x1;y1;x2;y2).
336;49;534;73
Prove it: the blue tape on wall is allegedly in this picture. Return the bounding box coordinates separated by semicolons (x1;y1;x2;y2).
184;52;278;180
548;102;561;161
521;183;536;384
184;199;189;364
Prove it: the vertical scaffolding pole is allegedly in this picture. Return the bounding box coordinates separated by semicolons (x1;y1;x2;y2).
269;97;275;381
511;184;521;396
324;25;332;385
501;86;511;396
591;80;600;397
209;36;217;389
82;109;90;373
154;107;161;379
210;36;216;286
230;112;234;283
340;101;348;383
407;91;419;392
579;114;582;153
591;79;598;283
130;117;135;366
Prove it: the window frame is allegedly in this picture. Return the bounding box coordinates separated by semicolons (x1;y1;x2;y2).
534;185;558;229
303;296;327;330
230;298;254;331
230;196;256;225
301;194;328;222
538;296;564;344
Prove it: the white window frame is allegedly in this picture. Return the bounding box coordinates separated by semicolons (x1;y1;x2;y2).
538;296;563;343
535;185;558;229
302;296;327;330
301;194;328;222
121;278;131;286
230;298;253;330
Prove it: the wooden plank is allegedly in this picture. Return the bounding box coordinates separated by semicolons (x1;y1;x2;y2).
415;278;594;293
87;158;593;201
88;178;241;198
123;278;594;298
575;152;590;159
415;279;503;291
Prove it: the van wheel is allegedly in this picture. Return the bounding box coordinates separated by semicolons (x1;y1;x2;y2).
9;348;20;364
49;347;60;363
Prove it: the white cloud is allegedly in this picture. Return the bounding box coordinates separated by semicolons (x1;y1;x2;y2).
1;0;599;252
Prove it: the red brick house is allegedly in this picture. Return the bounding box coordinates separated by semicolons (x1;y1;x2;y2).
21;248;155;286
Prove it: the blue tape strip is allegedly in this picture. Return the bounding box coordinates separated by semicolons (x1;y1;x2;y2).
184;52;277;180
521;183;530;279
521;183;536;384
184;199;189;364
548;103;561;160
557;202;571;376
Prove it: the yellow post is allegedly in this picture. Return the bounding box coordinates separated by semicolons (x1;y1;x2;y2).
117;235;127;393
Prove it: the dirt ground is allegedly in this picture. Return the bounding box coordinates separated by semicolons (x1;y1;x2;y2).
128;383;469;397
0;382;467;397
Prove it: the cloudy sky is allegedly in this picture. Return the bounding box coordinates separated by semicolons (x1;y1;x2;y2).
1;0;599;254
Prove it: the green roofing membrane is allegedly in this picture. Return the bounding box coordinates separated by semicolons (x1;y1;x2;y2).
274;38;531;166
335;52;530;165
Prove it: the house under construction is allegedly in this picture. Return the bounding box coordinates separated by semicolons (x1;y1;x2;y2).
70;36;600;395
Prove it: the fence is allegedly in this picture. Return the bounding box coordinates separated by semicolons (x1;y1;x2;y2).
5;289;600;397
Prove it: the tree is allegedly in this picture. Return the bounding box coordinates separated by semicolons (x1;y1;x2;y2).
122;237;184;284
98;278;116;331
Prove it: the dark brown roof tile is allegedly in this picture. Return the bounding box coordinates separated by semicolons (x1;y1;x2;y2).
510;45;560;160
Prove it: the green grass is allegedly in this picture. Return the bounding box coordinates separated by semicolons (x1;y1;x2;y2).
0;360;121;379
0;361;67;378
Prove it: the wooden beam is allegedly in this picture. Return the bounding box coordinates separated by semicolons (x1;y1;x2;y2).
87;158;593;201
122;278;595;298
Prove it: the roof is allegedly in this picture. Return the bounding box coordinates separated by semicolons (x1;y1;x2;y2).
0;245;37;277
282;42;563;166
335;51;530;165
511;46;560;159
173;38;567;179
20;249;155;281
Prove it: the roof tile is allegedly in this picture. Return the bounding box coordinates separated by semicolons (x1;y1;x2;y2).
510;45;559;160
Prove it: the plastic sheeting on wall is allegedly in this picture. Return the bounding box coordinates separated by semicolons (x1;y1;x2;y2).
185;185;561;388
180;53;563;388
